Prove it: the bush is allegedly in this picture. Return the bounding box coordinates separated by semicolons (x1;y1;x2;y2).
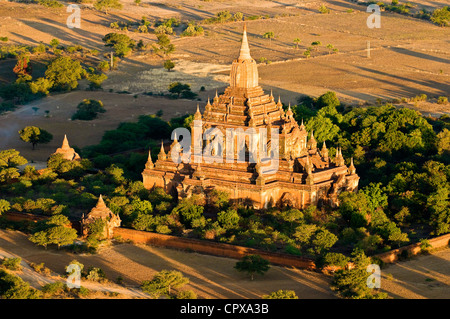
85;267;107;282
181;23;204;37
318;4;331;14
431;6;450;27
177;290;197;299
102;33;135;57
42;282;66;295
437;96;448;104
1;257;22;271
0;102;16;114
72;99;106;121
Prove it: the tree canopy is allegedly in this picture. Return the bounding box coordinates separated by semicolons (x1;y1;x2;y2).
18;126;53;150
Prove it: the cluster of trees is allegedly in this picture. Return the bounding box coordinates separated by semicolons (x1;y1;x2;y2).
71;99;106;121
0;53;107;109
365;0;449;27
141;270;195;299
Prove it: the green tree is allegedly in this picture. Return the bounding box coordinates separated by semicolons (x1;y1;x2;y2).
168;82;194;98
263;31;275;45
44;56;85;91
177;289;197;299
141;270;189;298
29;214;77;249
164;59;175;72
262;289;298;299
102;33;135;57
338;192;372;228
316;91;340;109
72;99;106;121
360;183;388;212
18;126;53;150
0;199;11;215
311;41;321;51
234;254;270;280
94;0;123;14
234;12;244;21
436;128;450;156
29;77;53;95
0;149;27;183
154;34;175;57
311;228;338;254
217;208;240;229
86;71;107;90
0;269;42;299
293;38;301;50
331;249;388;299
49;38;59;49
430;6;450;27
172;197;204;227
326;43;334;54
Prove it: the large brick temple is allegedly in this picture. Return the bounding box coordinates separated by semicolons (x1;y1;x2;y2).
142;25;359;209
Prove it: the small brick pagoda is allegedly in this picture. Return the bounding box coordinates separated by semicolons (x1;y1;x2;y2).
53;135;81;161
142;25;359;209
81;195;121;239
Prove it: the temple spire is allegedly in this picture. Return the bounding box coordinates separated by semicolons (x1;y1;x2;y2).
238;23;252;60
348;157;356;175
96;195;106;209
158;141;166;161
145;149;154;169
62;134;70;149
195;103;202;120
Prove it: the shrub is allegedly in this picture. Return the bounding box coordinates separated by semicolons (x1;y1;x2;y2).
102;33;135;57
262;290;298;299
72;99;106;121
97;61;110;72
318;4;331;14
431;6;450;27
42;282;66;295
0;102;16;114
85;267;107;282
181;23;204;37
437;96;448;104
177;290;197;299
1;257;22;271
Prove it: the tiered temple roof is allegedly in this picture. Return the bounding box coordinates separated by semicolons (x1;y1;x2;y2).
142;25;359;209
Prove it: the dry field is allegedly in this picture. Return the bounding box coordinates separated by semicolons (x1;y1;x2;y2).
0;0;449;162
0;229;449;298
0;229;335;299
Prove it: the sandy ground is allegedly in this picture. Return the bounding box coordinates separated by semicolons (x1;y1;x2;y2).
0;0;449;163
380;248;450;299
0;90;200;162
0;229;335;299
0;229;449;299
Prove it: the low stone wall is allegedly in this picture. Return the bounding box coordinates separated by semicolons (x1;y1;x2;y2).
3;211;48;223
3;212;81;233
4;211;450;268
374;233;450;263
113;227;316;270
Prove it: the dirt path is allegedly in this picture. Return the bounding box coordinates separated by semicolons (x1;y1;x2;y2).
0;246;149;298
0;229;335;299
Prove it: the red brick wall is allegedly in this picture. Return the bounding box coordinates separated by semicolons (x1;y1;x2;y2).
374;234;450;263
113;227;316;269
